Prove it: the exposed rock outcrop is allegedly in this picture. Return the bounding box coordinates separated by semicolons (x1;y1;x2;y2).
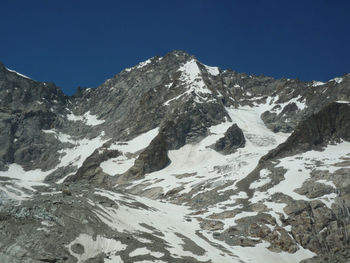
67;148;121;183
120;133;171;182
214;123;245;154
263;102;350;161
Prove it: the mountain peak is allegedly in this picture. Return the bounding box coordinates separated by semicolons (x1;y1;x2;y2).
165;49;194;59
1;53;350;263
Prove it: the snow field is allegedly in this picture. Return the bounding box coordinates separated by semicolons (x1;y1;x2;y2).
93;190;237;262
88;189;315;263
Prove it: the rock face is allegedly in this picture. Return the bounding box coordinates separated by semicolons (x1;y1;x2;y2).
118;133;171;182
263;101;350;160
214;123;245;154
67;148;120;184
0;51;350;263
0;63;67;171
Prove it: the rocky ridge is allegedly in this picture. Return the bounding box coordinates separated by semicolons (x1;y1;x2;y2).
0;51;350;262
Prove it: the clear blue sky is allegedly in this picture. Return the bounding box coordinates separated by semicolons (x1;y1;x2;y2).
1;0;349;95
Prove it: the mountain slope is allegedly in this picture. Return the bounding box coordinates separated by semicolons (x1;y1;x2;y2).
0;51;350;263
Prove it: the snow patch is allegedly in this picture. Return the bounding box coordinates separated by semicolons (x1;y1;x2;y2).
125;58;153;72
312;81;325;87
165;82;173;88
129;247;164;258
164;60;216;105
214;239;315;263
317;179;336;188
109;128;159;154
273;141;350;203
263;95;306;115
0;164;50;193
163;93;186;106
67;111;105;126
251;141;350;210
136;59;152;69
55;131;107;169
0;184;32;202
83;111;105;125
102;128;159;176
178;60;212;94
101;155;135;175
66;233;126;263
249;169;272;189
6;67;31;79
329;77;343;84
204;64;220;76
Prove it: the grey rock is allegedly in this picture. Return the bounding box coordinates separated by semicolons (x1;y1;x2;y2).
67;148;120;183
118;133;171;183
214;123;245;154
263;102;350;161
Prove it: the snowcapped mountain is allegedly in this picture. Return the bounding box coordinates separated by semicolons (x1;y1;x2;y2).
0;51;350;263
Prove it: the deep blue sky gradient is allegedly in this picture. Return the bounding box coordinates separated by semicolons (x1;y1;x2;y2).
1;0;349;95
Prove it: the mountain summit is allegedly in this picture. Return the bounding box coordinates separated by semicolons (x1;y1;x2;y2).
0;51;350;263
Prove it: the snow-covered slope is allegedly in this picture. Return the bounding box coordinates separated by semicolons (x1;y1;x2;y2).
0;51;350;263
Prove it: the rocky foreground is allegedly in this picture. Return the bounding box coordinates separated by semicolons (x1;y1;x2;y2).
0;51;350;262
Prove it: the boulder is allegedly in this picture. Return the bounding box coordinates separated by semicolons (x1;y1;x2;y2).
214;123;245;154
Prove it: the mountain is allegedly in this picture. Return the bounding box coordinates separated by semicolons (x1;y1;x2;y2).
0;51;349;263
